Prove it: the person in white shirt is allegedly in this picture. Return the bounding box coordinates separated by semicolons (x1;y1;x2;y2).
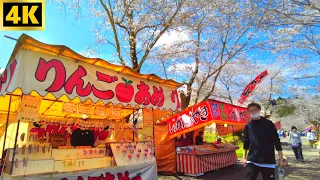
289;126;304;162
306;130;316;149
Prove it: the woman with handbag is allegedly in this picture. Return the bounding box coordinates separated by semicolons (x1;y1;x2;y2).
289;126;304;162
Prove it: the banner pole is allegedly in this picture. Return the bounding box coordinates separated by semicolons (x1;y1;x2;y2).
4;35;18;41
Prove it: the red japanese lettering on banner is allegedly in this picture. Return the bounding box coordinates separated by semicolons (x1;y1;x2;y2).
35;58;66;92
65;65;92;97
61;171;142;180
171;90;181;109
208;100;249;123
0;59;17;92
134;81;151;105
92;71;117;100
151;86;164;107
166;102;212;138
34;57;178;108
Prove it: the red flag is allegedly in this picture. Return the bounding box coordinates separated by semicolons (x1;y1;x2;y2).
238;70;269;104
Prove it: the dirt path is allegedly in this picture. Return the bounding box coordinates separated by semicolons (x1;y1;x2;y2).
158;137;320;180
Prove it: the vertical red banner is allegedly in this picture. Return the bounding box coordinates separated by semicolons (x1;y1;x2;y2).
238;70;269;104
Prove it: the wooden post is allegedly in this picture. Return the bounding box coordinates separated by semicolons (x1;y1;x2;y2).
2;95;12;155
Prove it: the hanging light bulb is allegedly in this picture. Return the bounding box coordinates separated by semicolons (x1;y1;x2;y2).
224;123;228;128
82;114;87;119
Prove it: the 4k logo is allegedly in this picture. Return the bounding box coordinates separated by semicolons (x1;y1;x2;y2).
0;0;45;30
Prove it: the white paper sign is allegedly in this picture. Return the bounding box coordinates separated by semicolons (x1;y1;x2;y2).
77;104;93;115
18;95;41;122
62;102;77;114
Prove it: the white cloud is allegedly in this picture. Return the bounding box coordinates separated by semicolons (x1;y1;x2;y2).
156;29;190;47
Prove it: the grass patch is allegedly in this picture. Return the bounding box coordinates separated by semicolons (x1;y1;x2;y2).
236;146;243;159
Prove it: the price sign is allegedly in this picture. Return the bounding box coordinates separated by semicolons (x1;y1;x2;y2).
109;108;121;117
18;95;41;122
78;104;93;115
94;106;106;116
143;109;153;127
62;102;77;114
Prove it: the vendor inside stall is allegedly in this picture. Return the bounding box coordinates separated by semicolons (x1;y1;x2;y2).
70;119;95;147
195;131;204;145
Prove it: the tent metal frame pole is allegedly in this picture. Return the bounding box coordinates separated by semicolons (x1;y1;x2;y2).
2;95;12;155
9;95;23;174
9;119;20;174
132;108;135;142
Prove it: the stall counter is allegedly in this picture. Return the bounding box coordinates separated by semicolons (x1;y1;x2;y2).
176;144;238;176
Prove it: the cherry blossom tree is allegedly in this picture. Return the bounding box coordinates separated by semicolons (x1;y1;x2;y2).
160;0;276;107
53;0;186;72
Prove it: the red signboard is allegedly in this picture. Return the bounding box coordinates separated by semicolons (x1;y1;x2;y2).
208;100;249;124
166;100;249;138
166;101;213;138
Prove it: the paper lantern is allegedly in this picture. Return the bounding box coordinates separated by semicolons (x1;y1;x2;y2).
136;153;140;159
116;145;120;151
128;154;132;160
137;149;141;153
144;152;147;158
133;144;137;149
144;148;148;152
150;152;154;157
130;149;134;154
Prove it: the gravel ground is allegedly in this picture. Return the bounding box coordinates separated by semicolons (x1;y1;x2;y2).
159;137;320;180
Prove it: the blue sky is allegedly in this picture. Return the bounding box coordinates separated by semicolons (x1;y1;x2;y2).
0;3;318;98
0;4;115;69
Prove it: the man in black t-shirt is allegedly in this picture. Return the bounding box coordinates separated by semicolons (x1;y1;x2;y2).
195;131;204;145
242;103;285;180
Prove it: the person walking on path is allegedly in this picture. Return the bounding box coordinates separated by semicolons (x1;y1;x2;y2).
307;129;316;149
289;126;304;162
242;103;285;180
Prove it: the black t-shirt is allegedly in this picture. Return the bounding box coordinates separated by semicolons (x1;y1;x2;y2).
243;117;282;164
71;128;94;147
195;135;204;145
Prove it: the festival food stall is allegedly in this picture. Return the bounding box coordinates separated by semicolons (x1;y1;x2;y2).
0;34;182;180
166;100;249;176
